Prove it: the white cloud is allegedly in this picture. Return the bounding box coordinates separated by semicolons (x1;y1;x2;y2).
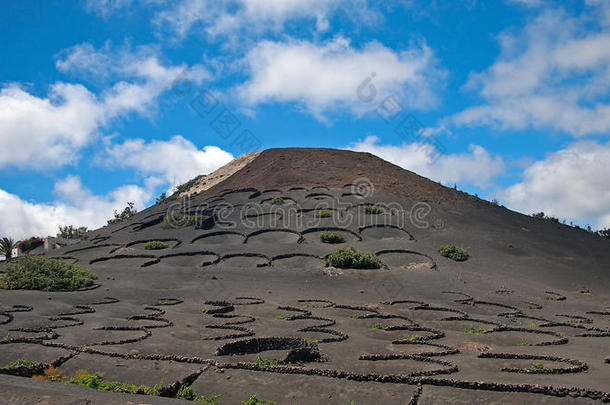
0;176;159;240
0;43;208;170
500;141;610;229
0;83;102;168
453;6;610;136
84;0;134;16
505;0;544;7
347;135;504;188
99;136;234;189
154;0;379;39
236;37;444;118
84;0;163;17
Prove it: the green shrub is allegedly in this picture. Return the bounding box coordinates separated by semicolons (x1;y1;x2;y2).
464;326;485;334
530;363;545;370
176;386;221;403
364;205;382;214
241;394;275;405
256;355;274;366
270;197;284;205
143;240;169;250
327;247;381;269
2;358;39;369
437;245;469;261
319;231;345;244
371;322;386;330
0;256;97;291
314;210;331;218
67;372;161;395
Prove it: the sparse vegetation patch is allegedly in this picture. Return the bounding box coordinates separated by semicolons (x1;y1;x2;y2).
0;256;97;291
270;197;284;205
162;213;207;228
371;322;387;330
143;240;169;250
314;210;332;218
2;358;39;369
67;371;161;395
438;245;469;261
327;247;381;269
319;231;345;244
364;205;383;214
464;325;485;334
256;355;274;366
176;386;221;403
241;394;275;405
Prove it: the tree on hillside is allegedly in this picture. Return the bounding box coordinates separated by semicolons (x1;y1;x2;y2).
57;225;88;239
107;202;137;225
156;192;167;204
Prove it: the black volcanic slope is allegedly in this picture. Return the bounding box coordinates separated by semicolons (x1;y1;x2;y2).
1;148;609;404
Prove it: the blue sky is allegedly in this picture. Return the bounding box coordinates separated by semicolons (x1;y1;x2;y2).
1;0;610;239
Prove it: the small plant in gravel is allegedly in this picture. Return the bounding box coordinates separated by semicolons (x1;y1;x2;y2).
2;358;38;369
314;210;332;218
526;323;538;328
176;386;221;403
371;322;387;330
305;303;321;309
0;256;97;291
517;342;529;347
464;325;485;334
143;240;169;250
200;307;209;314
275;315;288;320
319;231;345;244
241;394;275;405
305;336;319;344
438;245;469;262
529;363;545;371
402;334;422;342
327;247;381;269
349;313;359;319
256;355;274;366
364;205;383;215
162;213;207;228
67;371;161;394
270;197;284;205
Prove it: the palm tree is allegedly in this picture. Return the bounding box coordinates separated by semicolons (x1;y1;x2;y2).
0;237;15;260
